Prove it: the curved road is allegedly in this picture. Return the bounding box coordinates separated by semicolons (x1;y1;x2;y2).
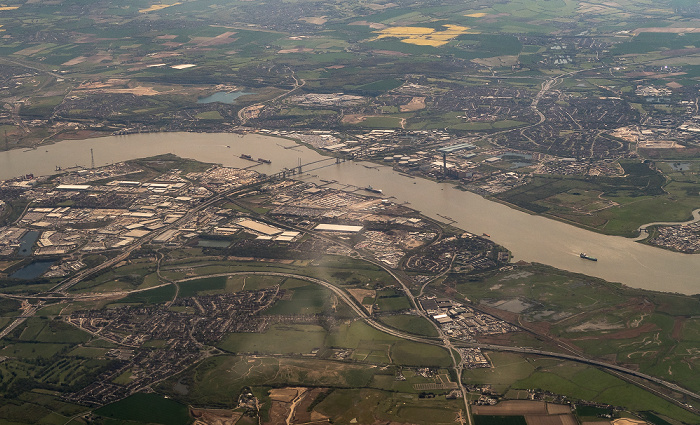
171;271;700;411
238;70;305;125
633;208;700;241
216;199;700;418
173;271;441;346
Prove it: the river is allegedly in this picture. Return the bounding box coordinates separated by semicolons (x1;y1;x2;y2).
1;132;698;294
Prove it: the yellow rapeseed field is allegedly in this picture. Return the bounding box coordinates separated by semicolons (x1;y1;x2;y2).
0;6;19;10
376;24;475;47
139;3;181;13
465;12;487;18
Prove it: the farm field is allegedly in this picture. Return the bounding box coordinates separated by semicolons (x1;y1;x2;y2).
94;393;191;425
495;162;700;237
450;263;700;394
463;352;699;424
379;314;440;337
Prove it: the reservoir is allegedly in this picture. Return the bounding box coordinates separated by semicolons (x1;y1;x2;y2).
197;91;255;104
10;260;55;280
0;132;698;294
17;230;40;257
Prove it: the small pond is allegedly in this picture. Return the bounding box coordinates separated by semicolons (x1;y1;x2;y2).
197;240;231;248
499;152;533;169
669;162;691;171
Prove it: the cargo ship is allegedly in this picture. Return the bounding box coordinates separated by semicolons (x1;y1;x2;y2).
363;185;383;194
580;253;597;261
240;154;254;161
257;158;271;164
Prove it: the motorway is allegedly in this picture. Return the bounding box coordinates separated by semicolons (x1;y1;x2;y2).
1;170;699;417
184;271;700;408
172;271;438;345
0;300;43;340
3;239;699;416
219;197;700;419
171;270;700;415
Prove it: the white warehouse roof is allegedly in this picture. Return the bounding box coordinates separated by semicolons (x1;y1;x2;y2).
314;224;363;233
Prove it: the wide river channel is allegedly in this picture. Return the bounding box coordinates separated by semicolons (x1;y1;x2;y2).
1;132;698;294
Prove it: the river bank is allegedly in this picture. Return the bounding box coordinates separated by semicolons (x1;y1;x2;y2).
0;132;698;294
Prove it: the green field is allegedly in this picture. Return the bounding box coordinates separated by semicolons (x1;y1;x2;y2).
452;263;700;393
315;388;463;425
0;342;69;359
67;346;108;358
162;355;378;406
94;393;191;425
18;318;91;344
462;351;700;424
379;315;439;337
474;416;527;425
496;162;700;237
159;257;397;293
515;365;698;423
166;354;466;423
327;321;400;349
264;280;334;315
371;368;455;393
112;284;177;305
374;290;412;312
391;340;452;367
195;110;224;120
217;318;447;366
218;323;328;355
176;275;228;297
354;78;403;93
612;33;700;55
0;398;79;425
463;352;541;393
69;259;157;293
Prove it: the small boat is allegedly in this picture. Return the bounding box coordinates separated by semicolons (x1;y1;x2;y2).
580;253;597;261
482;233;490;237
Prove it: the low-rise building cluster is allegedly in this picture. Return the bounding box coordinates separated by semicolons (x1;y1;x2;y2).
65;287;280;405
421;297;518;342
458;347;491;369
648;222;700;253
534;158;623;176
